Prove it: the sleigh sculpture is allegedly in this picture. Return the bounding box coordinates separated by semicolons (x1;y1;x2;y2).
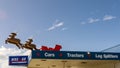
40;44;62;51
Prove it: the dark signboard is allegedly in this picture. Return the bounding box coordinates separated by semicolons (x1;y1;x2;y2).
32;50;120;60
9;56;28;66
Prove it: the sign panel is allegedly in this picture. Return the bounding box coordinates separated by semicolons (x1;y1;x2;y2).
32;50;120;60
9;56;28;66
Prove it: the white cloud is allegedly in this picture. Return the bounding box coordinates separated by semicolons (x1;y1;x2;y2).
61;28;67;31
80;15;117;25
88;18;100;23
0;46;31;68
103;15;116;21
81;22;86;25
48;21;64;31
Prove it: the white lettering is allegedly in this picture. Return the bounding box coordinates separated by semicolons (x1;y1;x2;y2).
45;52;55;57
11;58;18;61
95;54;103;59
67;53;84;58
22;58;26;61
103;54;118;59
95;54;118;59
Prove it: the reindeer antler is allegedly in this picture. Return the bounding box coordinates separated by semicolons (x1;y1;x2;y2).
11;32;17;36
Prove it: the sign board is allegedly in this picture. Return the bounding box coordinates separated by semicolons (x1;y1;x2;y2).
9;56;28;66
32;50;120;60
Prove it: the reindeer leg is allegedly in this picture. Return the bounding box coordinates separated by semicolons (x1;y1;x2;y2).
20;44;23;49
34;47;38;50
27;47;32;50
31;48;33;50
19;43;23;49
15;43;20;49
5;40;8;44
15;44;21;49
33;45;38;50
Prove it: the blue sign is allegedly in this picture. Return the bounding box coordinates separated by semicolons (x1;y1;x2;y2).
9;56;28;66
32;50;120;60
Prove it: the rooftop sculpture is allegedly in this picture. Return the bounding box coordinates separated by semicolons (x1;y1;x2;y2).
5;32;62;51
22;38;38;50
5;33;23;49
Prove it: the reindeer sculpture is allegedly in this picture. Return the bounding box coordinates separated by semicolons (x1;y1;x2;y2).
22;39;38;50
5;33;23;49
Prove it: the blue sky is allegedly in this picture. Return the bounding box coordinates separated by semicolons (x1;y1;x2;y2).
0;0;120;51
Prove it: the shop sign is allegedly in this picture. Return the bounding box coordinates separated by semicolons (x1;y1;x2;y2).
32;51;120;60
9;56;28;66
